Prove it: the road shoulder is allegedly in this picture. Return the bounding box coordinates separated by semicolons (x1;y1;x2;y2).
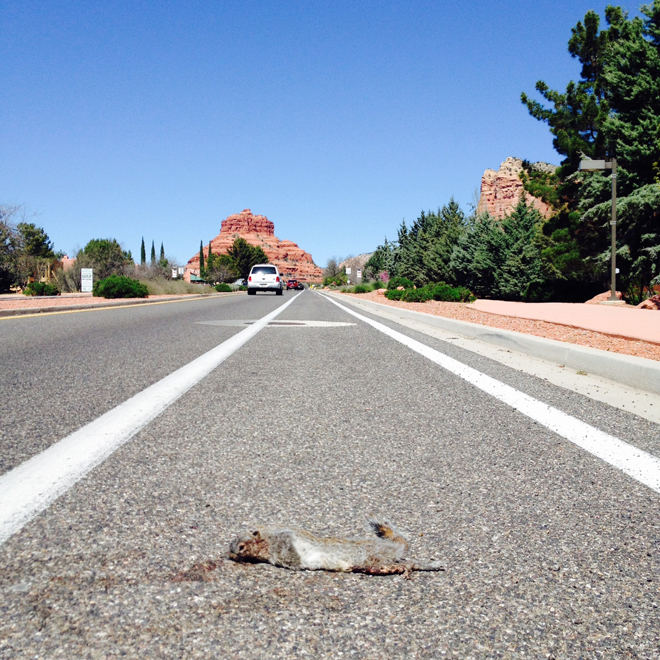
325;292;660;424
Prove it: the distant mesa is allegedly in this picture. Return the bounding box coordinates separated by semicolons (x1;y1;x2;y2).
478;157;556;220
185;209;323;283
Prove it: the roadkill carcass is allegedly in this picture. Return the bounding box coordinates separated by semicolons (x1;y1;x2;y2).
229;519;445;577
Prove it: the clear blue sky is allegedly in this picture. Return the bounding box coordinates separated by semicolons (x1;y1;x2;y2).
1;0;640;268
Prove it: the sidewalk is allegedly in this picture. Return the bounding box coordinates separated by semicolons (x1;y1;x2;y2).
469;300;660;344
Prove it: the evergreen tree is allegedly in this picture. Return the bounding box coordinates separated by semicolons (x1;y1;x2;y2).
150;240;156;264
140;237;146;265
227;237;268;279
421;198;467;285
365;238;396;279
77;238;132;281
160;242;165;262
199;240;205;271
396;214;430;286
521;3;660;301
450;213;506;298
497;201;546;300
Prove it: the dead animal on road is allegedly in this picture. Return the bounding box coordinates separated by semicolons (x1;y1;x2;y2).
228;519;445;577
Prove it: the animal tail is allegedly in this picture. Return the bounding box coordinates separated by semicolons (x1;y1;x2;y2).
411;560;446;572
367;519;409;548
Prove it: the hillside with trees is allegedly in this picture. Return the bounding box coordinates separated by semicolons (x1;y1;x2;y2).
367;2;660;304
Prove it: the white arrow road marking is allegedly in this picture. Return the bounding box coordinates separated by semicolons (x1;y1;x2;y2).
0;292;303;546
321;293;660;494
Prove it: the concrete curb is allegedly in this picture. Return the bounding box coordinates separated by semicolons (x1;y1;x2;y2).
328;293;660;395
0;293;238;318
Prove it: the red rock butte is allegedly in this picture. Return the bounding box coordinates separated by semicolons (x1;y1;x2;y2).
477;157;556;220
184;209;323;283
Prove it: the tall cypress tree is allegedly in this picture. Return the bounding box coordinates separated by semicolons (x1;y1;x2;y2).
140;237;146;265
160;242;165;261
150;241;156;264
199;240;205;271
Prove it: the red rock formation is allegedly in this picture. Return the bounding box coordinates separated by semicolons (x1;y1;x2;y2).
638;295;660;310
478;157;556;219
185;209;323;283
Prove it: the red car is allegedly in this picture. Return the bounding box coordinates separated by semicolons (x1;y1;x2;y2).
286;279;299;290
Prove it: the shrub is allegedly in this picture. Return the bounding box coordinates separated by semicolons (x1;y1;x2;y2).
23;281;59;296
215;282;232;292
93;275;148;298
387;277;414;290
429;282;476;303
372;280;384;290
385;289;404;300
353;284;370;294
401;287;433;302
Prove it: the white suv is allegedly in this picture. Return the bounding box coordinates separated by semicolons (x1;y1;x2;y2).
247;264;283;295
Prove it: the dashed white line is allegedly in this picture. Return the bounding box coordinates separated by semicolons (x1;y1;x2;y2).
321;293;660;494
0;293;302;546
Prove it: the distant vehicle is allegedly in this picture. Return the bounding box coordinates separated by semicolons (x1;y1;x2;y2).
286;279;299;290
247;264;283;295
295;282;304;290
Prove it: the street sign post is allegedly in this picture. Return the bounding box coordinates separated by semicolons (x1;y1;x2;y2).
80;268;93;293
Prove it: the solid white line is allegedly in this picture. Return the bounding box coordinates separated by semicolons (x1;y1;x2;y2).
0;293;302;546
320;293;660;494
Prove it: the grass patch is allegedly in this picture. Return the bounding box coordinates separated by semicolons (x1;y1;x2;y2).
138;278;210;295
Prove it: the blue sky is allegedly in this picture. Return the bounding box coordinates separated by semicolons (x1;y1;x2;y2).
1;0;640;268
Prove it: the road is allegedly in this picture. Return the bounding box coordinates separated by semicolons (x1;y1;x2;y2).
0;290;659;658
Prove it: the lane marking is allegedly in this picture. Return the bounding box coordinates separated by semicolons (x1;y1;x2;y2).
0;292;302;546
320;293;660;494
0;293;237;321
196;320;356;328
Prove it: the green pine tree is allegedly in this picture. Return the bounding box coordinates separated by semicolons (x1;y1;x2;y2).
150;241;156;264
421;198;467;285
140;237;146;265
199;240;205;271
520;3;660;301
160;242;165;261
227;237;268;279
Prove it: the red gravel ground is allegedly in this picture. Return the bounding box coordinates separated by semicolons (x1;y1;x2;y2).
340;291;660;362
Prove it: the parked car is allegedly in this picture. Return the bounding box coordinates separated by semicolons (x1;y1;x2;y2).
247;264;283;295
286;279;299;290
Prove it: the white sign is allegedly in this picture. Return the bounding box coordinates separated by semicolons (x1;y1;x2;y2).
357;269;362;279
345;267;351;275
81;268;93;293
172;268;178;279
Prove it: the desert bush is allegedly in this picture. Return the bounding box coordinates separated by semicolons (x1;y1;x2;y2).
386;276;414;290
429;282;475;302
385;289;404;300
93;275;148;298
353;284;370;294
138;278;208;295
54;267;80;293
23;281;59;296
401;287;433;302
215;282;232;292
372;280;384;290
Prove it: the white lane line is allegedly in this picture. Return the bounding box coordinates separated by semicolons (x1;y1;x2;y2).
320;293;660;494
0;293;302;546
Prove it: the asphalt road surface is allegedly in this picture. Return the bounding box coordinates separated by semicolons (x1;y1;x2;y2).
1;290;659;659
